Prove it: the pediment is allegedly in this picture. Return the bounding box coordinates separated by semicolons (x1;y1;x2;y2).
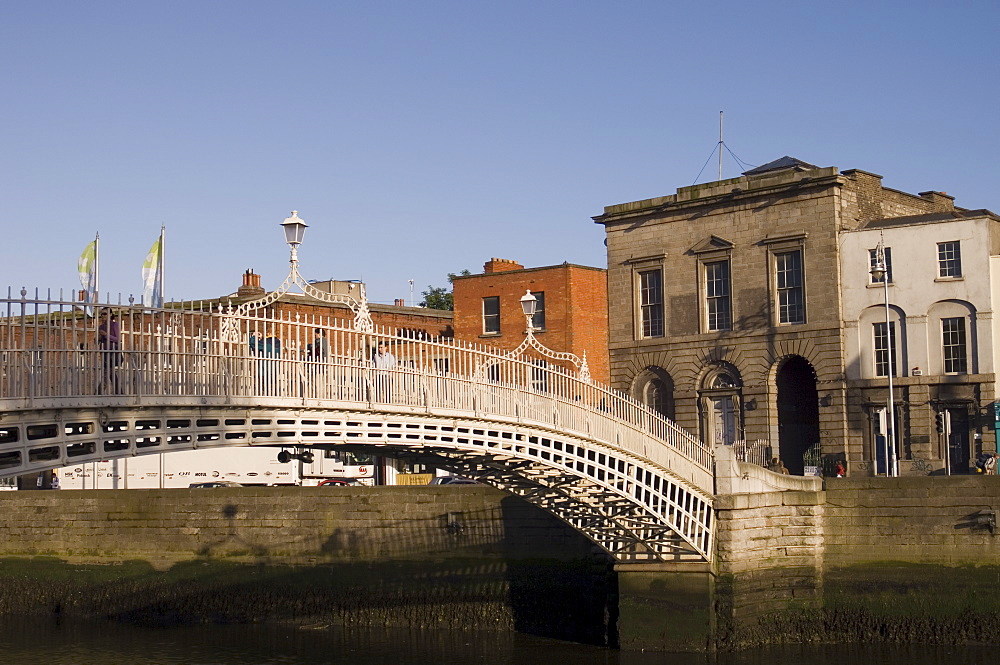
689;235;734;254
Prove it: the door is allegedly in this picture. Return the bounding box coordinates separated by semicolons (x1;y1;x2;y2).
712;396;737;445
947;408;970;473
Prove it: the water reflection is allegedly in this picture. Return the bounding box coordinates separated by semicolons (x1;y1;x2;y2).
0;618;995;665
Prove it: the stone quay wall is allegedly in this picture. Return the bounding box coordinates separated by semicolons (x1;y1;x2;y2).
4;473;1000;651
709;468;1000;650
0;486;598;566
0;486;616;646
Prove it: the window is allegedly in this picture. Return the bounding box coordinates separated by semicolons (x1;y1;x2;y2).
873;322;897;378
644;378;674;419
942;317;968;373
482;296;500;334
705;259;732;331
639;269;664;338
869;247;893;283
530;291;545;330
938;241;962;278
775;250;805;324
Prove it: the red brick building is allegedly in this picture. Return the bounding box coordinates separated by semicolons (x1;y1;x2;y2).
452;258;609;384
226;270;453;339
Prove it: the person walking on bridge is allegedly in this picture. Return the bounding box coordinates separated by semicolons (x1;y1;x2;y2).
97;309;120;394
372;342;396;402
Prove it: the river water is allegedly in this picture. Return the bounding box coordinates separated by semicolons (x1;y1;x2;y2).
0;618;996;665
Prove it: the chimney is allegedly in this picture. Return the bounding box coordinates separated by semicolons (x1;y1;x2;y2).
394;299;405;306
483;258;524;274
237;269;266;298
918;191;956;212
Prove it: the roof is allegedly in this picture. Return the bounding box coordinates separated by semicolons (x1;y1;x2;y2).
863;208;1000;229
742;156;820;176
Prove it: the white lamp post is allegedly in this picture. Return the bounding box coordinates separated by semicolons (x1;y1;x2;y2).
520;290;537;334
280;211;308;265
869;241;897;477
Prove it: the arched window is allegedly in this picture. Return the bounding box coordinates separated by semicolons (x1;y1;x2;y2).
634;368;675;420
645;377;672;417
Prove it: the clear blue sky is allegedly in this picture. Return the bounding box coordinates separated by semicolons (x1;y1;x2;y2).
3;1;998;305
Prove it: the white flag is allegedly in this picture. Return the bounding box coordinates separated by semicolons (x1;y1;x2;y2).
142;232;164;307
78;237;98;303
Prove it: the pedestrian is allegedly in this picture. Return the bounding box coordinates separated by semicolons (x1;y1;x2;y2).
97;309;120;394
372;341;396;401
835;460;846;478
312;328;329;360
308;328;330;398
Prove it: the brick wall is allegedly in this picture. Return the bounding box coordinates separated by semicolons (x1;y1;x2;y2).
452;261;609;384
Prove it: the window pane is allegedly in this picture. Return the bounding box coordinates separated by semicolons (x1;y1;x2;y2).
869;247;893;283
706;260;732;331
873;321;897;378
639;269;664;338
645;378;673;418
942;317;967;373
776;250;804;324
530;291;545;330
482;296;500;334
938;241;962;278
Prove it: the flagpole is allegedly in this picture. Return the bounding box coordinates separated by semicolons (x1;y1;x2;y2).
158;225;165;306
95;232;100;303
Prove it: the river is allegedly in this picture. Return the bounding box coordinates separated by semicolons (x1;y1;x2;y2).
0;618;996;665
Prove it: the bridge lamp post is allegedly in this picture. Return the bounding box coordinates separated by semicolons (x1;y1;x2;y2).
280;211;308;266
520;290;537;336
869;241;897;477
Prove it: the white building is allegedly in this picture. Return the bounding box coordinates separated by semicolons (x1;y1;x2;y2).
841;207;1000;473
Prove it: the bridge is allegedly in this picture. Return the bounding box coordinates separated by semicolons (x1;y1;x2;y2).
0;280;715;563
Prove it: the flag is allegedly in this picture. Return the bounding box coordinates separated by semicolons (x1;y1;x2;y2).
142;230;164;307
78;236;98;303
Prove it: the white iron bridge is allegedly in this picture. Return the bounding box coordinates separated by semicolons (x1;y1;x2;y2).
0;289;715;563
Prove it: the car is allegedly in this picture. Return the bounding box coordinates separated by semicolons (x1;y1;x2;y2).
189;481;243;488
317;478;360;487
428;476;478;485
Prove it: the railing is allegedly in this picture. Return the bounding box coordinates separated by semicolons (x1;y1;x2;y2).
0;292;713;476
731;440;772;468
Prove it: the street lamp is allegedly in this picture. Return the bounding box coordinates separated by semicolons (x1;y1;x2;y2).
520;290;537;334
869;240;897;477
280;210;308;265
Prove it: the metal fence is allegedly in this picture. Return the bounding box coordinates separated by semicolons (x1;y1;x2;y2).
731;440;772;468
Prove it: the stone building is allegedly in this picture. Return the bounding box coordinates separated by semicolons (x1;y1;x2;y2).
451;258;609;384
593;156;999;475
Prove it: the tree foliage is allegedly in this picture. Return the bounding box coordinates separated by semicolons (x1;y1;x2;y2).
420;270;471;310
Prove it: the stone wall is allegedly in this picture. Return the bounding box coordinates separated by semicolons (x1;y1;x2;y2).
824;476;1000;566
0;486;600;566
710;474;1000;649
7;478;1000;651
0;486;616;644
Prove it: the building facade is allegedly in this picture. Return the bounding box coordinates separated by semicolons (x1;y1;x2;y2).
594;157;998;475
840;210;1000;474
451;258;609;384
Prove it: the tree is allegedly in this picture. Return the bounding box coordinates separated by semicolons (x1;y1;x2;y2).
420;270;471;310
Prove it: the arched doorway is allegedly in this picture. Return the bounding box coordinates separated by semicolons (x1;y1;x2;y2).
776;356;820;475
699;365;742;446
